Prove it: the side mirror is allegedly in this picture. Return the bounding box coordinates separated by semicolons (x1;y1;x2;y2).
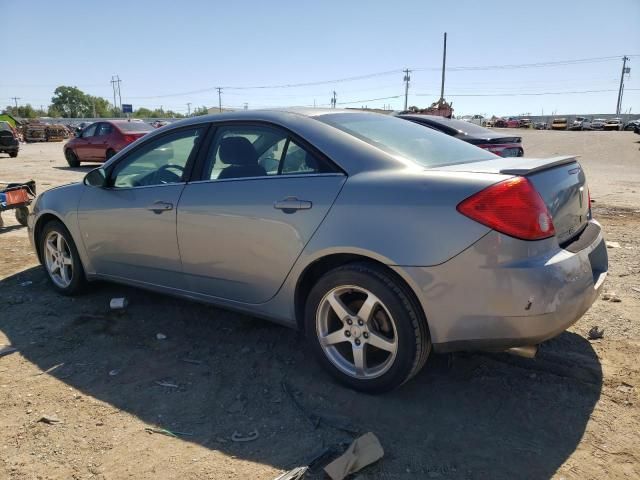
84;168;107;188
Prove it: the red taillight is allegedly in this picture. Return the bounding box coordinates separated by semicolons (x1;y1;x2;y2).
457;177;555;240
123;134;139;144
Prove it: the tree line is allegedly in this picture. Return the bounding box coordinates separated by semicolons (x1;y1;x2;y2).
3;86;209;119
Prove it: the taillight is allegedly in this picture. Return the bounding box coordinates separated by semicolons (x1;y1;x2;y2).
457;177;555;240
123;134;137;143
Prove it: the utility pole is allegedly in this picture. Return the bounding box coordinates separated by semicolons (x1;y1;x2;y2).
243;102;248;110
11;97;20;108
217;87;223;112
616;56;630;115
403;69;411;111
331;91;337;108
186;102;192;116
110;75;122;116
440;32;447;101
92;99;96;118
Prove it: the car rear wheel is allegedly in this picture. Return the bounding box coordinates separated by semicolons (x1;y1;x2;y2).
65;149;80;168
305;262;431;393
9;151;18;158
40;220;86;295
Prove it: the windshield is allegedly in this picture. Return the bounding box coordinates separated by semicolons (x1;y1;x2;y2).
318;113;496;168
117;122;154;132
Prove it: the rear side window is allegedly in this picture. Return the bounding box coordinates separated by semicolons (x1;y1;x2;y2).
317;113;496;168
204;125;336;180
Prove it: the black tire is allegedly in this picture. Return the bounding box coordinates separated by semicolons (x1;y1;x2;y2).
65;149;80;168
39;219;87;295
105;149;116;160
9;151;18;158
15;207;29;226
305;262;431;393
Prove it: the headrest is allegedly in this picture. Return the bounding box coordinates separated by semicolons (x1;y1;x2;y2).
219;137;258;166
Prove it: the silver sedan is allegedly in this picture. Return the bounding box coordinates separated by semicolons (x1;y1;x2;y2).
28;109;608;392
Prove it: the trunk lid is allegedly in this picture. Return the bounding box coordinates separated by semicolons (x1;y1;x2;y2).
438;156;589;244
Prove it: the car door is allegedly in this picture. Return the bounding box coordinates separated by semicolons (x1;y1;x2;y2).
91;122;113;160
75;123;98;160
77;125;207;288
177;123;346;304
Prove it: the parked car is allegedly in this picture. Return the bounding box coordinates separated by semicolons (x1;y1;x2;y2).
398;114;524;157
623;119;640;131
29;110;607;392
0;121;19;158
64;120;153;167
603;118;623;131
506;117;521;128
591;119;607;130
519;118;532;129
493;118;507;128
569;117;592;130
467;114;487;126
534;122;548;130
551;118;568;130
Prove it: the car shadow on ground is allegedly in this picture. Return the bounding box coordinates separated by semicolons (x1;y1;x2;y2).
0;224;26;234
1;266;602;479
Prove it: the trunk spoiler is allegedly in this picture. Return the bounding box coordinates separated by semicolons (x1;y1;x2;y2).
499;155;579;176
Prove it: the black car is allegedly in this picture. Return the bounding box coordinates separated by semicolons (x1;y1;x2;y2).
0;121;19;158
397;114;524;157
623;119;640;131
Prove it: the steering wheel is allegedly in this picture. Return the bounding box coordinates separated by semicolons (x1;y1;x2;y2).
153;163;185;184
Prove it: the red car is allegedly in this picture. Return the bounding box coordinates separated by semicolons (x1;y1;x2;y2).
64;120;153;167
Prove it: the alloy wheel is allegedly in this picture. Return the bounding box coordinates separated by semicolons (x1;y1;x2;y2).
316;285;398;379
44;230;74;288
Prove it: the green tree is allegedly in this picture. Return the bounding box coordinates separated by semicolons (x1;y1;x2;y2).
87;96;116;118
47;105;62;118
51;86;92;117
5;104;39;118
192;106;209;116
133;107;153;118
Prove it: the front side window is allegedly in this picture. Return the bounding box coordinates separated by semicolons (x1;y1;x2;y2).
95;123;113;136
82;124;97;138
205;125;334;180
111;127;203;188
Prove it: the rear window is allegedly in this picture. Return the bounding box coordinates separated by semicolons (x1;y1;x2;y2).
421;117;494;135
116;122;153;132
317;113;496;168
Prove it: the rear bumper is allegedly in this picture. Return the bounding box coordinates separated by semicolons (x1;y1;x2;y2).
394;220;607;352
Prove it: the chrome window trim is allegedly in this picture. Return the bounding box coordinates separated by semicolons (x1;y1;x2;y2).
186;172;345;186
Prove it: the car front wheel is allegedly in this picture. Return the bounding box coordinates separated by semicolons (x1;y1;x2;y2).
305;262;431;393
40;220;86;295
65;149;80;167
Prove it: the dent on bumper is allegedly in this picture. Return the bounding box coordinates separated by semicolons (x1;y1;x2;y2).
395;221;608;352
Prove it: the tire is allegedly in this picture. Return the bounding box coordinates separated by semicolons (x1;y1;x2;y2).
9;151;18;158
39;220;86;295
65;149;80;168
105;149;116;160
15;207;29;226
305;262;431;393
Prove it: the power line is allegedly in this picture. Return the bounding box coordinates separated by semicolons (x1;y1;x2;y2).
415;88;640;97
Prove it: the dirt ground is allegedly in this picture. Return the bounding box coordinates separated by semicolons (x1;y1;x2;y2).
1;131;639;479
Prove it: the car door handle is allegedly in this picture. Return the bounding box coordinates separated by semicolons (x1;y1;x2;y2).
274;197;312;212
147;201;174;214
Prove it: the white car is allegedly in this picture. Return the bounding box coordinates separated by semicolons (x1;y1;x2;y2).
571;117;592;130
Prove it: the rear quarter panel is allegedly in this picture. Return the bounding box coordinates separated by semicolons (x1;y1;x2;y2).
300;169;505;267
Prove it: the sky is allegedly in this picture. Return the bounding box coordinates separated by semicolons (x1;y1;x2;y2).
2;0;639;117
